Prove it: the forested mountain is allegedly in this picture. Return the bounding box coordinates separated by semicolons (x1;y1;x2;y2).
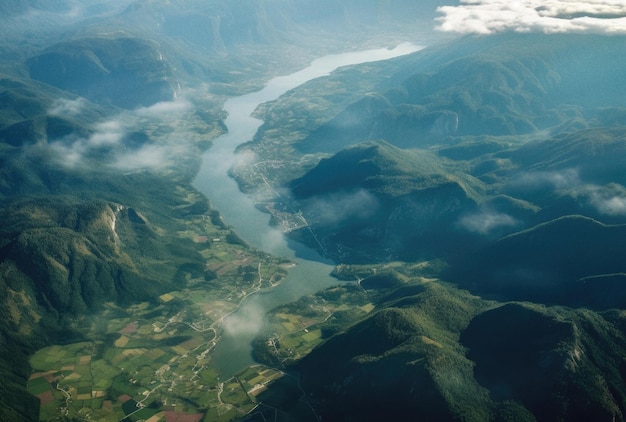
3;0;626;421
240;31;626;421
0;1;442;420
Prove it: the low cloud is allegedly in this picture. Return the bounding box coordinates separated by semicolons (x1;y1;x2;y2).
587;184;626;216
45;118;127;169
436;0;626;35
221;298;265;337
42;89;202;171
302;189;379;226
458;210;519;235
89;120;126;147
43;116;188;172
109;144;170;171
134;98;192;118
49;97;87;117
510;168;581;191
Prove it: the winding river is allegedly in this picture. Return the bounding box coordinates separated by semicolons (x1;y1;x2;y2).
192;42;422;377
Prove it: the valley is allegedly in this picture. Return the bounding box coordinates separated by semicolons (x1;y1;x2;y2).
3;1;626;422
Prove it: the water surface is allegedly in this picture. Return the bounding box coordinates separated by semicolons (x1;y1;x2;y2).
192;42;422;376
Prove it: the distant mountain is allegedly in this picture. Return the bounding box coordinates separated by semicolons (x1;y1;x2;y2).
27;36;177;109
116;0;442;50
297;34;626;153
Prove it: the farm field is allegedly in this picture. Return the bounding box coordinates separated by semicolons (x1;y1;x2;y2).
26;211;291;421
28;294;289;421
253;284;375;366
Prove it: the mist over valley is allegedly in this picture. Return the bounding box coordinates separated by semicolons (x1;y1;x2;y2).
2;1;626;421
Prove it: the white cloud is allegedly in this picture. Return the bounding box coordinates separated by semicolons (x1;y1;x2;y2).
595;195;626;215
41;112;192;172
458;210;519;234
49;97;87;116
109;144;173;171
511;168;581;191
302;189;380;226
436;0;626;35
46;141;86;169
221;298;265;337
87;120;126;147
43;118;126;169
587;184;626;215
134;98;192;118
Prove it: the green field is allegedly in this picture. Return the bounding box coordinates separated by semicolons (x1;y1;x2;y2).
27;232;291;421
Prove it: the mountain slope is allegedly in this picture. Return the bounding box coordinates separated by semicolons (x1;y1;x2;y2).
461;303;626;421
289;140;483;262
294;284;494;422
449;215;626;306
27;36;177;109
296;34;626;153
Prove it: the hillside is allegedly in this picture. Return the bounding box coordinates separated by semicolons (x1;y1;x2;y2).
252;265;626;421
27;37;177;109
449;215;626;306
461;303;626;421
0;1;443;420
3;2;626;421
236;31;626;421
295;34;626;154
288;140;483;261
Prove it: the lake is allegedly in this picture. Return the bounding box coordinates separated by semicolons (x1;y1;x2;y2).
192;42;422;377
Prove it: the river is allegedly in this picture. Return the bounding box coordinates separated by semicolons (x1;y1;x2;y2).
192;42;422;377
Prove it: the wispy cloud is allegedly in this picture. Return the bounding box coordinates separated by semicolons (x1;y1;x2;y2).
42;93;199;172
44;118;127;169
221;297;266;337
134;98;192;118
49;97;87;117
587;184;626;216
458;210;519;235
301;189;379;226
109;143;187;171
510;168;581;191
436;0;626;35
42;115;189;172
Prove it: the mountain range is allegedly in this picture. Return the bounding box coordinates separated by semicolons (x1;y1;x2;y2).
2;1;626;421
238;29;626;421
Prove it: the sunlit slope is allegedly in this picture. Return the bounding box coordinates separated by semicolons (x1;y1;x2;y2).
1;197;208;315
297;34;626;153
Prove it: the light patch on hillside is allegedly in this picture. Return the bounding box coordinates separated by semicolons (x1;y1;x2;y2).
436;0;626;34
